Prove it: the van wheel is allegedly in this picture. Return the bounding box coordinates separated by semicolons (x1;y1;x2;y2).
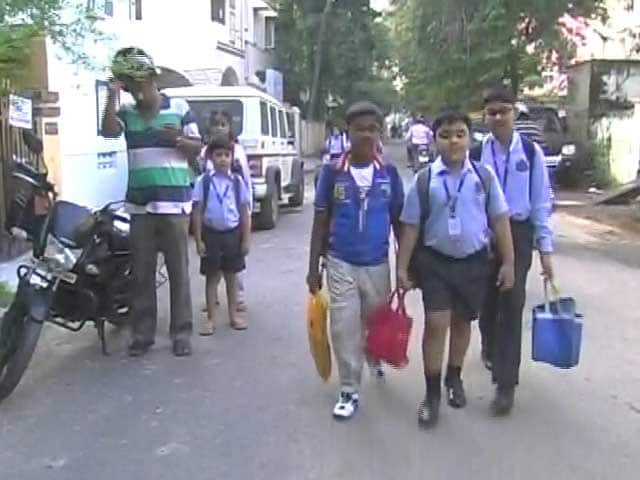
256;183;279;230
289;173;305;207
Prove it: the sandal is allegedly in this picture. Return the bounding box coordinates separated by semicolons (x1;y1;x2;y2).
230;318;248;331
199;318;216;336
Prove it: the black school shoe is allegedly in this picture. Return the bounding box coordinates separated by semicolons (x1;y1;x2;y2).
128;340;154;357
418;396;440;428
418;374;442;428
445;376;467;409
445;366;467;409
491;386;515;416
172;338;192;357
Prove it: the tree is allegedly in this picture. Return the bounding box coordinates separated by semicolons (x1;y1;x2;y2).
0;0;101;91
391;0;606;110
275;0;398;120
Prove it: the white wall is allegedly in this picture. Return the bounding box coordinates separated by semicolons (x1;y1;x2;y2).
301;121;325;156
45;0;268;208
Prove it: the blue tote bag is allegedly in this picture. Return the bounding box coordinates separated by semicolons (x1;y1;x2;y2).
532;282;583;369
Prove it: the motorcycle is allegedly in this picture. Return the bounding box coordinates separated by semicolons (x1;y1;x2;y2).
0;133;135;402
415;145;433;172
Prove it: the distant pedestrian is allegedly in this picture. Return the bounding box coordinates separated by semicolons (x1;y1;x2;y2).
396;109;515;428
324;125;350;163
307;101;404;420
193;135;252;335
102;47;203;357
478;86;554;416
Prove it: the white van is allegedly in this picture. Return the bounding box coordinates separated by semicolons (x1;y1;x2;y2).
162;86;304;230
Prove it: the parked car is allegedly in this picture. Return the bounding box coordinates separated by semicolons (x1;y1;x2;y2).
163;86;304;230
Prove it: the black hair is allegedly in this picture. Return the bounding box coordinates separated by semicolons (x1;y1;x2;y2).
207;110;237;143
205;133;234;157
345;101;384;127
432;110;472;135
209;110;233;126
483;86;516;106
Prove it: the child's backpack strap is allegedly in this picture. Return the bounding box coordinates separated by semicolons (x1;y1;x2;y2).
202;173;211;211
416;165;432;231
469;160;492;215
520;136;537;202
232;173;242;211
469;144;483;163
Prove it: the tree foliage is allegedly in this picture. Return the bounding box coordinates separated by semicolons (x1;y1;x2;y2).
275;0;398;120
391;0;606;111
0;0;101;90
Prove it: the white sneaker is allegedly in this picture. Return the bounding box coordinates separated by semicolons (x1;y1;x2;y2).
333;391;360;419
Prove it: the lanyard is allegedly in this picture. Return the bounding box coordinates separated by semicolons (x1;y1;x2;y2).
442;170;469;217
210;178;230;205
491;140;511;190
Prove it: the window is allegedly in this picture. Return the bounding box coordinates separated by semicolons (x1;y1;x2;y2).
86;0;114;17
212;0;226;24
185;100;244;140
286;112;296;140
624;0;635;12
260;101;269;135
278;110;286;138
269;106;278;137
129;0;142;20
265;17;275;49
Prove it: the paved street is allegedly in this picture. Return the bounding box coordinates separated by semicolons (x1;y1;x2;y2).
1;142;639;480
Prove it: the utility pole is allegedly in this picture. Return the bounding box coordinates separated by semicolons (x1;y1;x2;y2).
307;0;333;120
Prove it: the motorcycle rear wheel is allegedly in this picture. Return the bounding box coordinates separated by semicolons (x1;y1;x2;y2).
0;305;44;402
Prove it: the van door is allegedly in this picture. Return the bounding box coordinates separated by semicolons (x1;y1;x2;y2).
277;108;292;187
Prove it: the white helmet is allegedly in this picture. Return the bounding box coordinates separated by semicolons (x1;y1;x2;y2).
515;102;529;116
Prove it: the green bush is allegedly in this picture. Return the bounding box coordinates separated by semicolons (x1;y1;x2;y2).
588;138;616;189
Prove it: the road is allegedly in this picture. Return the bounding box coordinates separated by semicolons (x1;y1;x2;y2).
1;142;639;480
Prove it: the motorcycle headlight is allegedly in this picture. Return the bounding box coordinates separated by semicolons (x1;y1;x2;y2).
44;236;78;271
562;144;576;156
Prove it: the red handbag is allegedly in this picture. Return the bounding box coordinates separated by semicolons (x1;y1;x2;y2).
366;289;413;369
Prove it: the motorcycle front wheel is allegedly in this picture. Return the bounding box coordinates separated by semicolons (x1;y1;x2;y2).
0;303;44;402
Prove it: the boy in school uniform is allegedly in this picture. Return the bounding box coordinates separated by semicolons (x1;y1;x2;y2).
199;110;252;314
396;110;515;428
192;135;252;335
475;87;554;416
307;101;404;420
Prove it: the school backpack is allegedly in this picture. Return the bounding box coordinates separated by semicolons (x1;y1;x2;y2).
469;135;537;200
202;172;242;214
408;161;493;281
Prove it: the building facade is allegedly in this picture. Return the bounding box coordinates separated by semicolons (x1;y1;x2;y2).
30;0;279;209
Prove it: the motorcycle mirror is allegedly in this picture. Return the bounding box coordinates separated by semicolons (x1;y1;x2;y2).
22;129;43;155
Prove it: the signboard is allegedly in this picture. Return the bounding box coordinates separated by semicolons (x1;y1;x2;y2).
9;94;33;129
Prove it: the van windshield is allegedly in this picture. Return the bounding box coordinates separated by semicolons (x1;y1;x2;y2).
185;99;244;140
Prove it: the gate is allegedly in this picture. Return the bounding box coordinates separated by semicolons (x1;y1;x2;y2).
0;92;43;260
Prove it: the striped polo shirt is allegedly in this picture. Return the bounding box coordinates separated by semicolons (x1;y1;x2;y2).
118;94;200;214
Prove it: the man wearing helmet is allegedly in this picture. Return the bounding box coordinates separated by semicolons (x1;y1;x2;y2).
102;47;203;357
405;115;434;169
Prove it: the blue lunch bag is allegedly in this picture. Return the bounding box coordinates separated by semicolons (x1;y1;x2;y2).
531;282;583;369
